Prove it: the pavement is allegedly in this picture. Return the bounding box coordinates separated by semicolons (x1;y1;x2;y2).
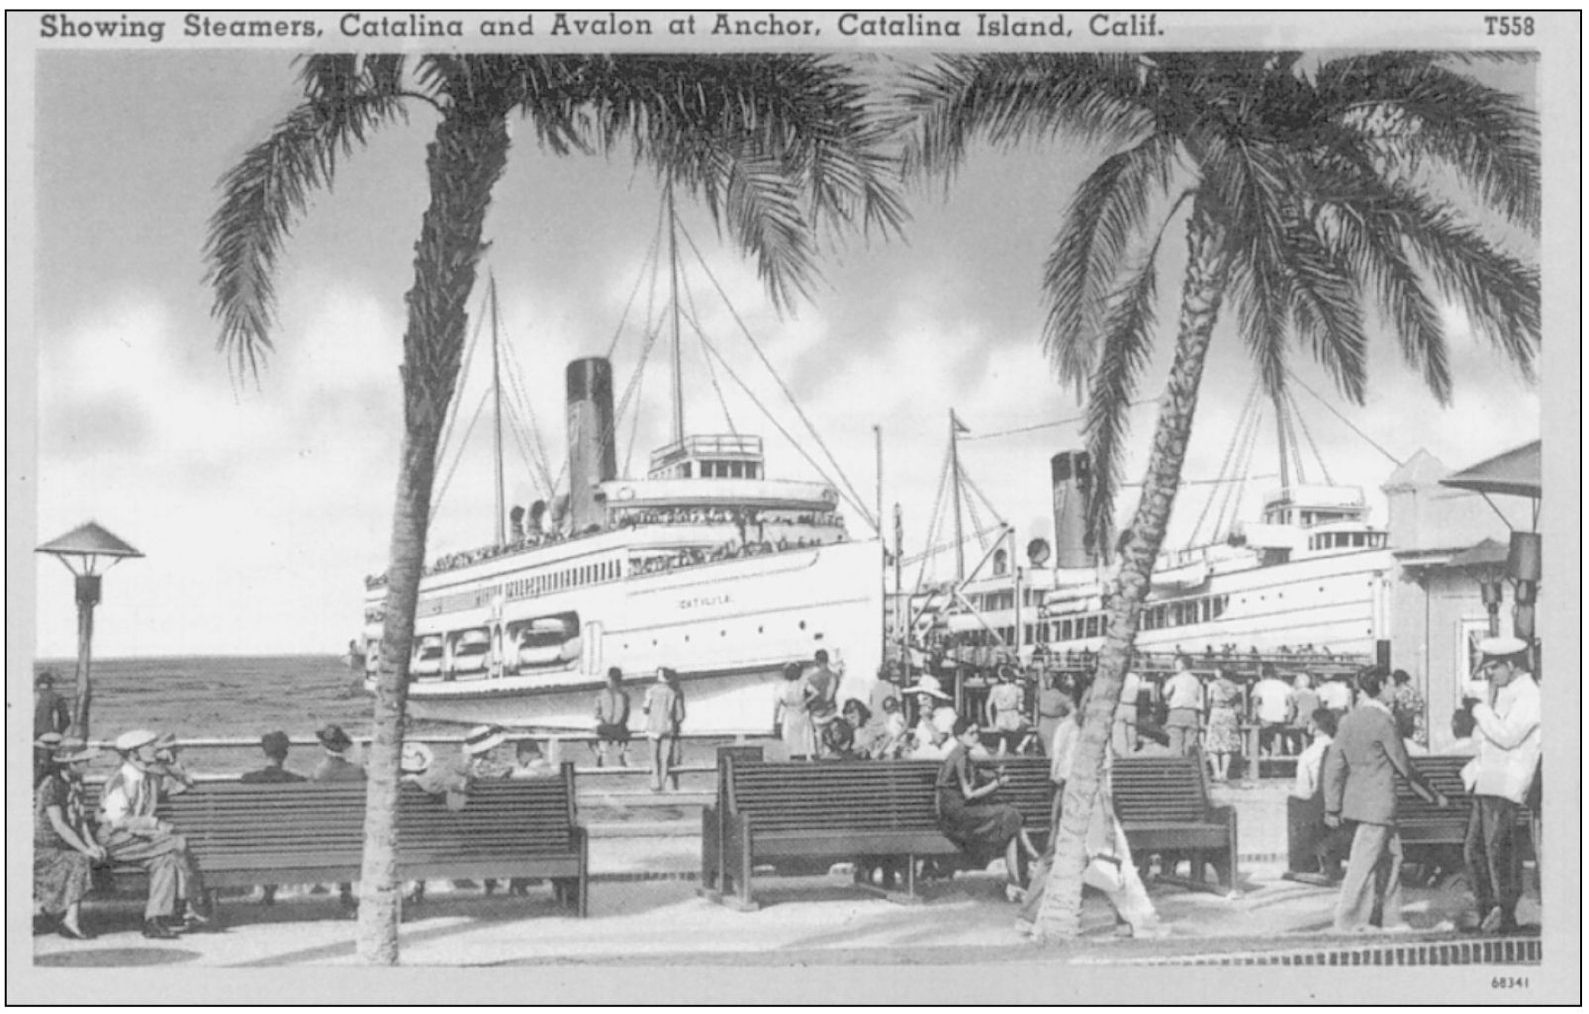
30;781;1542;971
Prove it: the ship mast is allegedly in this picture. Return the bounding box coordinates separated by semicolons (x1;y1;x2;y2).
489;272;506;548
950;409;966;581
1274;390;1292;494
666;181;685;447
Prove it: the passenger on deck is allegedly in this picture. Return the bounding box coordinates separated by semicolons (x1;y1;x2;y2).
309;724;364;915
593;667;632;768
96;729;211;939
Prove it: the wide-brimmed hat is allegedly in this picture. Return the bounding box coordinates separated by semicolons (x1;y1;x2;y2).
1477;636;1528;661
907;675;951;701
34;731;65;751
463;724;507;756
114;729;159;753
155;731;180;750
54;741;100;764
399;741;434;775
316;724;354;753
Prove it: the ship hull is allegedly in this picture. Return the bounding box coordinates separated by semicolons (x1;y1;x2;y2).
366;539;884;733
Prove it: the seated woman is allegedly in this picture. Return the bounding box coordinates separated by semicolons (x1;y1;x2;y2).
35;741;105;940
935;717;1041;897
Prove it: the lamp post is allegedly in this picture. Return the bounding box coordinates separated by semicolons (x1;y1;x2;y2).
35;521;143;740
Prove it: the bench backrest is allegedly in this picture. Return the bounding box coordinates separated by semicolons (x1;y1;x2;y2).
723;756;1053;834
1395;754;1506;825
1110;754;1216;826
161;766;578;870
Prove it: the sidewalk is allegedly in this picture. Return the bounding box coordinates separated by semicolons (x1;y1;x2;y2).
31;783;1541;969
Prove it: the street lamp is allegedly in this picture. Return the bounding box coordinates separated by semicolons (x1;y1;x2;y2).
35;521;143;740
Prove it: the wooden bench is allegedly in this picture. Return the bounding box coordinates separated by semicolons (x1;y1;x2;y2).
1111;753;1239;894
109;765;588;916
1397;755;1534;874
699;754;1053;910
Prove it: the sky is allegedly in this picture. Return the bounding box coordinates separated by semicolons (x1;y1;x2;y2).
27;50;1543;658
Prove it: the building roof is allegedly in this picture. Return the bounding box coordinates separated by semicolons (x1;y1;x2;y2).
1439;440;1541;499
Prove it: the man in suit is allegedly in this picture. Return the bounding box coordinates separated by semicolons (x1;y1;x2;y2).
1322;668;1448;933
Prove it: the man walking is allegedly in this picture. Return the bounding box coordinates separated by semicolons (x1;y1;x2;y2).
1322;669;1447;933
1461;636;1541;935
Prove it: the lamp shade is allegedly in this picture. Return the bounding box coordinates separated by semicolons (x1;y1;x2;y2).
1507;531;1542;583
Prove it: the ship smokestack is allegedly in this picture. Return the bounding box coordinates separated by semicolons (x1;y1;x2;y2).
1051;450;1095;568
567;357;617;532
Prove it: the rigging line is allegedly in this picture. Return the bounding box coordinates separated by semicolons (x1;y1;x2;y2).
431;385;492;520
498;340;557;494
1278;394;1307;487
958;468;1009;530
1212;398;1266;539
1121;472;1280;489
962;481;990;557
1287;386;1335;486
900;521;1010;568
914;443;954;595
504;411;548;501
1189;380;1261;544
1285;368;1404;468
435;289;492;468
961;400;1159;441
676;221;877;532
622;356;649;477
695;327;876;530
604;200;670;361
679;271;738;435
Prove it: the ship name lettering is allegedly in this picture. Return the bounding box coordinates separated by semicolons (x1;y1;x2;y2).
679;594;730;610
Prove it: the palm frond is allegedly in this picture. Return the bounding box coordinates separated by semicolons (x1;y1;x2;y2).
1083;254;1160;553
1214;139;1297;399
892;53;1150;181
205;56;411;377
562;54;906;314
1280;214;1370;403
1043;134;1180;396
1316;53;1540;231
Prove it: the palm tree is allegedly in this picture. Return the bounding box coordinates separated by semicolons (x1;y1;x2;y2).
206;53;904;964
897;51;1538;938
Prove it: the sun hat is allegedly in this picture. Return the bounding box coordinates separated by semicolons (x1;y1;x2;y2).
316;724;354;754
399;741;434;775
34;731;65;751
114;729;159;753
463;724;507;756
54;741;100;764
907;675;951;701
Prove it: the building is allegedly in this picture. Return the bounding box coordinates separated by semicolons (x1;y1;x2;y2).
1383;445;1537;752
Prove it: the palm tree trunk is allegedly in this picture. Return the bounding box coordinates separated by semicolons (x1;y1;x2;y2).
1036;201;1231;939
356;106;512;965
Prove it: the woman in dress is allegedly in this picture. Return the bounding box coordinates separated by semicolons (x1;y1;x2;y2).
935;716;1041;896
1204;668;1244;783
1033;671;1070;758
772;662;814;761
34;742;105;940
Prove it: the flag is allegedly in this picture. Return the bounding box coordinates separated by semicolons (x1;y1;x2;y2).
951;410;970;435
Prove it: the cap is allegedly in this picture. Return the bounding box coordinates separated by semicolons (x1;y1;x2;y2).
463;724;507;756
114;729;159;753
1477;636;1528;659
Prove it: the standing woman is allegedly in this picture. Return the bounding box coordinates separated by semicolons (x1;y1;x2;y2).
1034;671;1070;758
773;662;815;761
1205;668;1244;783
643;667;687;792
935;716;1041;899
35;742;105;940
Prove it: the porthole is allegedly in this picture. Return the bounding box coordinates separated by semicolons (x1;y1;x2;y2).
758;626;764;634
799;621;807;630
720;630;727;637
